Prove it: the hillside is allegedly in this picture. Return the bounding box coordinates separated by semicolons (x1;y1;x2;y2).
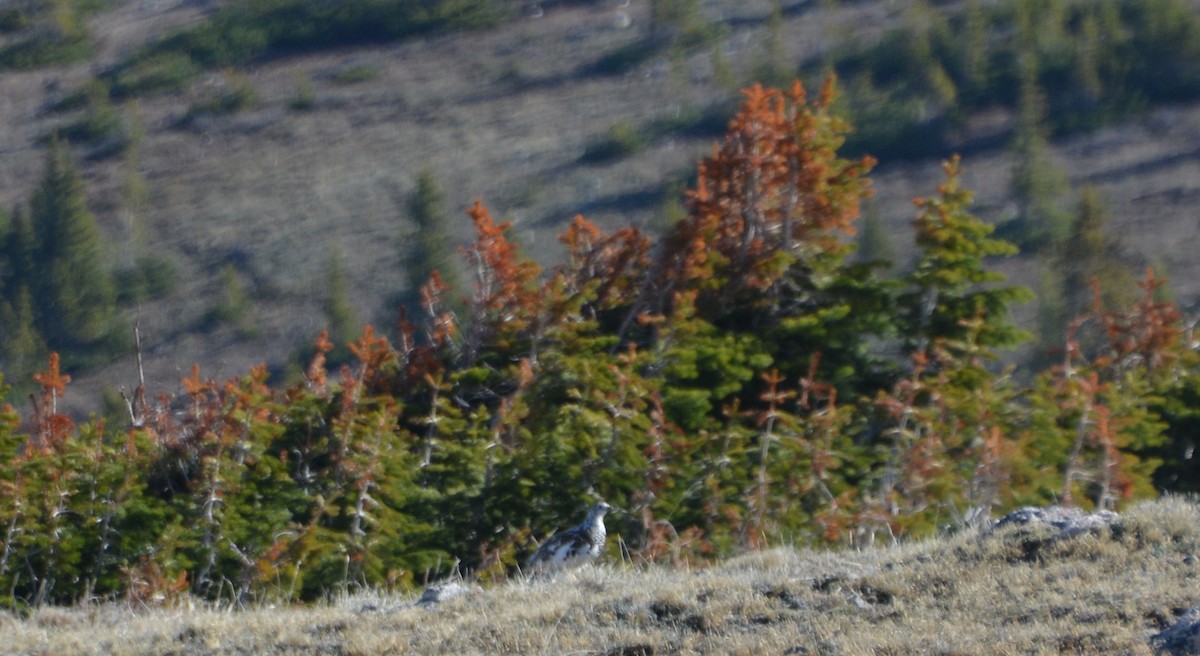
7;497;1200;655
2;0;1200;413
7;0;1200;634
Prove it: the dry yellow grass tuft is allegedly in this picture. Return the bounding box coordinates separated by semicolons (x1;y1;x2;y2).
8;497;1200;655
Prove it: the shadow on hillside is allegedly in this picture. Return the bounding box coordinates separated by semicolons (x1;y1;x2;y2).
540;186;663;227
1079;146;1200;185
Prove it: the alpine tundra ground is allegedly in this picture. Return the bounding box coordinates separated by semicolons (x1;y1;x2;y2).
6;496;1200;655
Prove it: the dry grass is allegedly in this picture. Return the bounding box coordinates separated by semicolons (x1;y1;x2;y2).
8;496;1200;655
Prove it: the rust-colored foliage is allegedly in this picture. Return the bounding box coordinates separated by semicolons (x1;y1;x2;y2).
225;363;273;424
1039;269;1186;510
28;353;74;453
796;356;848;532
304;330;334;394
1094;269;1182;373
392;303;447;392
867;326;1028;535
122;557;189;607
1054;365;1131;509
649;77;875;316
461;199;543;359
9;77;1197;605
557;214;650;313
419;269;458;349
348;325;395;387
32;352;70;399
182;362;217;405
1049;273;1180;510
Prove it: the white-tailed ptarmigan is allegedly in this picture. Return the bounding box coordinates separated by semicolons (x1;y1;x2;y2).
526;501;611;574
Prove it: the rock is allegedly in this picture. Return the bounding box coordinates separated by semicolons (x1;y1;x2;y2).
1152;607;1200;655
992;506;1121;537
416;579;480;607
988;506;1123;563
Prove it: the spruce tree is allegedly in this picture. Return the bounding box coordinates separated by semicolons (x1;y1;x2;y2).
1033;262;1070;367
1006;49;1071;251
649;0;703;48
322;247;360;361
1128;0;1200;102
1057;186;1134;318
853;203;895;273
649;78;891;394
119;102;149;266
753;0;789;86
902;156;1032;359
403;168;461;311
212;264;256;337
29;141;117;353
2;206;35;293
0;285;47;382
958;0;990;105
0;206;45;382
1031;186;1135;363
904;0;957;113
1072;10;1104;120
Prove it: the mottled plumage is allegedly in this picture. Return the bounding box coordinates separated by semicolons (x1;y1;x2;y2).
526;502;611;574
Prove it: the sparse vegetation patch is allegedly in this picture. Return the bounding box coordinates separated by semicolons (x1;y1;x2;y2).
107;0;506;97
825;0;1200;159
0;0;102;70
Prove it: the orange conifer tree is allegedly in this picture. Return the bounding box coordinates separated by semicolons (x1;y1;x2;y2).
460;199;543;365
641;78;876;324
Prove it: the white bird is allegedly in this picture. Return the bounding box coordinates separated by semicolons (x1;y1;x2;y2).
526;502;612;574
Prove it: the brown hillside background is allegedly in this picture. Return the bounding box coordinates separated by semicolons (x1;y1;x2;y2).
3;0;1200;413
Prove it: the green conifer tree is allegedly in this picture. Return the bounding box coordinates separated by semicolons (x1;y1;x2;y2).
1072;11;1104;119
1033;261;1070;367
1006;49;1071;251
403;370;489;572
0;206;46;384
1127;0;1200;102
322;247;360;360
902;156;1032;359
3;206;35;293
753;0;789;86
1057;186;1135;318
649;0;703;48
0;285;47;382
29;141;118;354
403;168;461;311
958;0;990;105
904;0;957;113
853;203;895;273
47;0;84;40
119;102;149;266
0;378;25;604
211;264;256;337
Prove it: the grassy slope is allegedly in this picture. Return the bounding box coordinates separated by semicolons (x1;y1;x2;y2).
7;496;1200;655
2;0;1200;412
